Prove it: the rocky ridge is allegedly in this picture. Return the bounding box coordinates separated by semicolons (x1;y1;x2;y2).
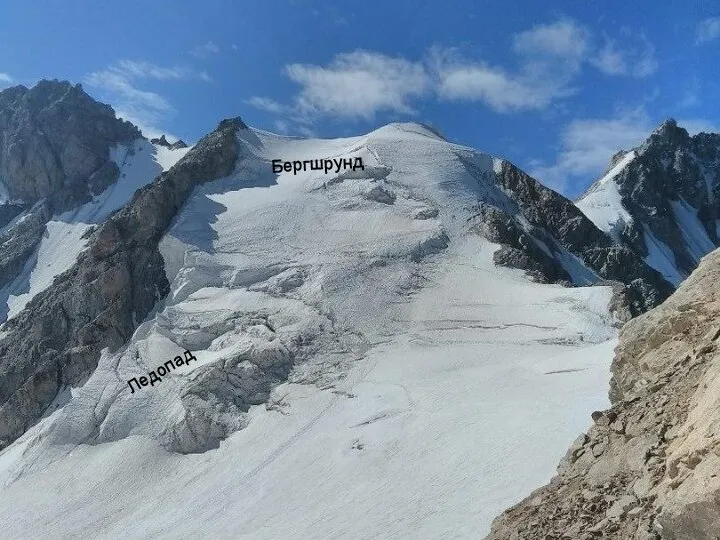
0;117;243;449
577;119;720;284
487;246;720;539
466;156;672;317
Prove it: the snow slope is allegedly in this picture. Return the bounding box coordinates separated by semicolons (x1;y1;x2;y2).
0;140;187;323
670;198;716;264
0;124;616;538
577;149;718;287
575;151;636;241
643;227;685;287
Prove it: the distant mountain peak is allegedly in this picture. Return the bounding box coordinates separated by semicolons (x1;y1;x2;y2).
577;118;720;287
642;117;691;150
0;79;141;209
655;117;679;132
151;134;188;150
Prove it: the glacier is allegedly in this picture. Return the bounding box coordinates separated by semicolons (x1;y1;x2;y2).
0;123;617;538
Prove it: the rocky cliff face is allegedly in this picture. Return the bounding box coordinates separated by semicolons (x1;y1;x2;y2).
577;120;720;286
0;80;142;292
487;246;720;539
0;202;52;290
465;156;672;317
0;80;140;208
0;117;243;449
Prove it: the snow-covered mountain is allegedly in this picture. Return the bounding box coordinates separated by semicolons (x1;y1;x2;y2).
0;81;686;538
577;119;720;287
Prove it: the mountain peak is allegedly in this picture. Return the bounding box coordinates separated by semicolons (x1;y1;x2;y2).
656;117;678;131
577;115;720;288
1;79;97;113
644;117;690;149
150;134;188;150
0;78;141;208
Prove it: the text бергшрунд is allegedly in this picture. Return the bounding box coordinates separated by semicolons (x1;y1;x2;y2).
272;157;365;175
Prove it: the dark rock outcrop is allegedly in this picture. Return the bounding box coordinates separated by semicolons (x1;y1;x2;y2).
0;117;245;449
578;119;720;280
151;134;188;150
0;202;52;289
470;203;572;284
170;140;188;150
461;153;673;316
0;80;140;210
0;203;24;229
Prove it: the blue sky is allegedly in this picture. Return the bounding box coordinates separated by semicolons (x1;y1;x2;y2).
1;1;719;197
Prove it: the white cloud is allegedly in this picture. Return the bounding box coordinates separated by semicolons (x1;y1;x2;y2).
249;18;659;124
432;20;588;113
112;107;179;142
512;18;589;61
591;40;627;75
633;37;658;77
285;51;430;120
114;60;211;82
433;21;657;114
246;96;288;114
431;42;578;113
696;17;720;44
530;108;652;194
296;125;317;137
85;70;172;113
191;41;220;58
591;35;657;78
0;72;13;88
433;57;558;112
85;60;209;140
273;120;290;134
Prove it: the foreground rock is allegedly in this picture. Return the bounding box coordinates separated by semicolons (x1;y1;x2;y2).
487;247;720;539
